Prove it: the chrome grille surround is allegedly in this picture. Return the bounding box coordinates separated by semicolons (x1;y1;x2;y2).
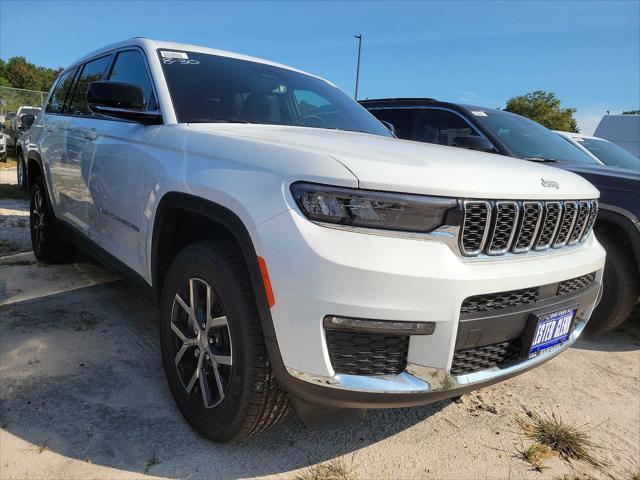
580;200;598;243
459;201;492;256
460;199;598;258
552;200;578;248
568;200;591;245
534;201;562;251
512;201;543;253
487;201;519;255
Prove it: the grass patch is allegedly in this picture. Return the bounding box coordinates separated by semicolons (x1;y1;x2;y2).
295;457;356;480
0;183;28;200
517;442;554;472
30;439;49;454
518;409;608;471
144;447;161;474
0;157;17;170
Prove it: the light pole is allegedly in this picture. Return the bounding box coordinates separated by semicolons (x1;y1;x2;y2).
354;34;362;100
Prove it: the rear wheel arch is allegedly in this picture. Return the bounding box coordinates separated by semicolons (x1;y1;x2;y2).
150;192;277;342
26;152;44;190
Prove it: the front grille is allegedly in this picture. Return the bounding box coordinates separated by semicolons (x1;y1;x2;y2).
460;287;539;315
451;340;521;376
461;199;597;257
325;330;409;375
557;272;596;296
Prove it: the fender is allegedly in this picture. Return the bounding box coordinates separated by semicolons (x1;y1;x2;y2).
596;205;640;273
150;192;279;344
25;150;44;189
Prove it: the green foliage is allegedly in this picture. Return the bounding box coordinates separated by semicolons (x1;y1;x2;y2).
623;109;640;115
0;56;62;92
505;91;580;133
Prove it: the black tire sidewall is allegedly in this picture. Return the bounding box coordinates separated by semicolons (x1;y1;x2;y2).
159;242;260;441
29;179;51;260
588;234;639;334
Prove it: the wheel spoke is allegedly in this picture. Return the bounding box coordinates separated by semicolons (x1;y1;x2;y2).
213;354;232;366
175;293;192;317
208;315;228;329
199;362;214;408
211;363;225;402
185;354;202;394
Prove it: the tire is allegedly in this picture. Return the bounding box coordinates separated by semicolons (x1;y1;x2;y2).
17;154;27;190
29;176;77;263
586;233;640;335
159;240;289;441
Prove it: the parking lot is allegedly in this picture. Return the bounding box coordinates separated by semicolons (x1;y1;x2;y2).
0;163;638;480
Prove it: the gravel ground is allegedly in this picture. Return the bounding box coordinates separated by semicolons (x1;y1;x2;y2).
1;186;639;480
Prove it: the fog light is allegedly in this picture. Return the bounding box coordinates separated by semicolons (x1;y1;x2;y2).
324;316;435;335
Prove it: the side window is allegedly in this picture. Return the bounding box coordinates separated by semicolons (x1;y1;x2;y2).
414;109;479;146
108;50;156;110
368;109;416;139
45;67;78;114
68;56;112;116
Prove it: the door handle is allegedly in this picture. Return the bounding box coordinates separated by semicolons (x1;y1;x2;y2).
46;126;56;132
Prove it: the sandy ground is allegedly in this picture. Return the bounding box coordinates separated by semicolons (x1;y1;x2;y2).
1;188;639;480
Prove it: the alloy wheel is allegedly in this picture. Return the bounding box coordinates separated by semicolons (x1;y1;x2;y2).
18;158;25;187
170;278;233;408
31;189;45;252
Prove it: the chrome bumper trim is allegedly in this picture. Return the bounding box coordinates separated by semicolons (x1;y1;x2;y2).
286;319;588;395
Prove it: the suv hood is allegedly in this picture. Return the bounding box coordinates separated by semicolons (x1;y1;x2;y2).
188;124;600;200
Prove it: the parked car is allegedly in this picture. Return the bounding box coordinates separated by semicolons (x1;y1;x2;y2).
25;39;604;441
594;114;640;157
15;114;37;188
7;106;42;146
362;98;638;334
0;130;7;162
556;131;640;172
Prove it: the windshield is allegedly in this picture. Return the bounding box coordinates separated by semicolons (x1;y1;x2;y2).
473;110;597;164
158;50;392;136
576;137;639;171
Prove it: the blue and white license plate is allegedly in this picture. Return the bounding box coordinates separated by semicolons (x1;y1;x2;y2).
528;307;576;357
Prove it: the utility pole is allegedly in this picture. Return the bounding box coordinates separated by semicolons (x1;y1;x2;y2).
354;34;362;100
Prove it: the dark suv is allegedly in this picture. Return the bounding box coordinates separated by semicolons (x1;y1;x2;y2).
362;98;639;334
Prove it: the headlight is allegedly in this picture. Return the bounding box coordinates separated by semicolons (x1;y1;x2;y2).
290;182;458;233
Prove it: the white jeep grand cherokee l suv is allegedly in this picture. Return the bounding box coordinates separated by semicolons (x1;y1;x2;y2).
24;38;605;441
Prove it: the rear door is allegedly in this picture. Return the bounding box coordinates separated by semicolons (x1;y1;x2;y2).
86;48;162;274
40;66;79;217
55;54;113;231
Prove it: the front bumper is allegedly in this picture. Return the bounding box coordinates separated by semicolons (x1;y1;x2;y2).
254;208;605;406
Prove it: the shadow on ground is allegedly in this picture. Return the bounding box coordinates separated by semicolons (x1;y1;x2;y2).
0;281;449;479
573;303;640;353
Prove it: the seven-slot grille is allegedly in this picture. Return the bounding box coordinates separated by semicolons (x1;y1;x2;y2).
460;199;598;257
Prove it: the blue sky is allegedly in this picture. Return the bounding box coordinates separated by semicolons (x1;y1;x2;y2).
1;1;638;133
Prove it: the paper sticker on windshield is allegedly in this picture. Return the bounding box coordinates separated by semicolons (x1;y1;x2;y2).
161;51;188;59
471;111;488;117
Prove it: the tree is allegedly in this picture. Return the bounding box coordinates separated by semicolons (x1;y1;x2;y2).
622;109;640;115
0;56;62;91
505;91;579;133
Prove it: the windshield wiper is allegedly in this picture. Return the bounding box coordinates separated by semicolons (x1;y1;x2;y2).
523;156;559;163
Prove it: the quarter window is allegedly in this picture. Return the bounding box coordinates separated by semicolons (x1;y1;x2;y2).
45;67;78;114
68;55;112;116
108;50;156;110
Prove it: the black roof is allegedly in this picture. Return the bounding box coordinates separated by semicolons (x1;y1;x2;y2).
359;97;499;114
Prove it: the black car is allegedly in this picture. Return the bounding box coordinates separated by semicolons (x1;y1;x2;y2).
362;98;640;334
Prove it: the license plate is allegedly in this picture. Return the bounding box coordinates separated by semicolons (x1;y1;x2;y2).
528;307;576;357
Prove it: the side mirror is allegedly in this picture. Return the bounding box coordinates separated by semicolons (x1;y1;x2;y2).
452;135;495;153
380;120;396;136
87;81;162;125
